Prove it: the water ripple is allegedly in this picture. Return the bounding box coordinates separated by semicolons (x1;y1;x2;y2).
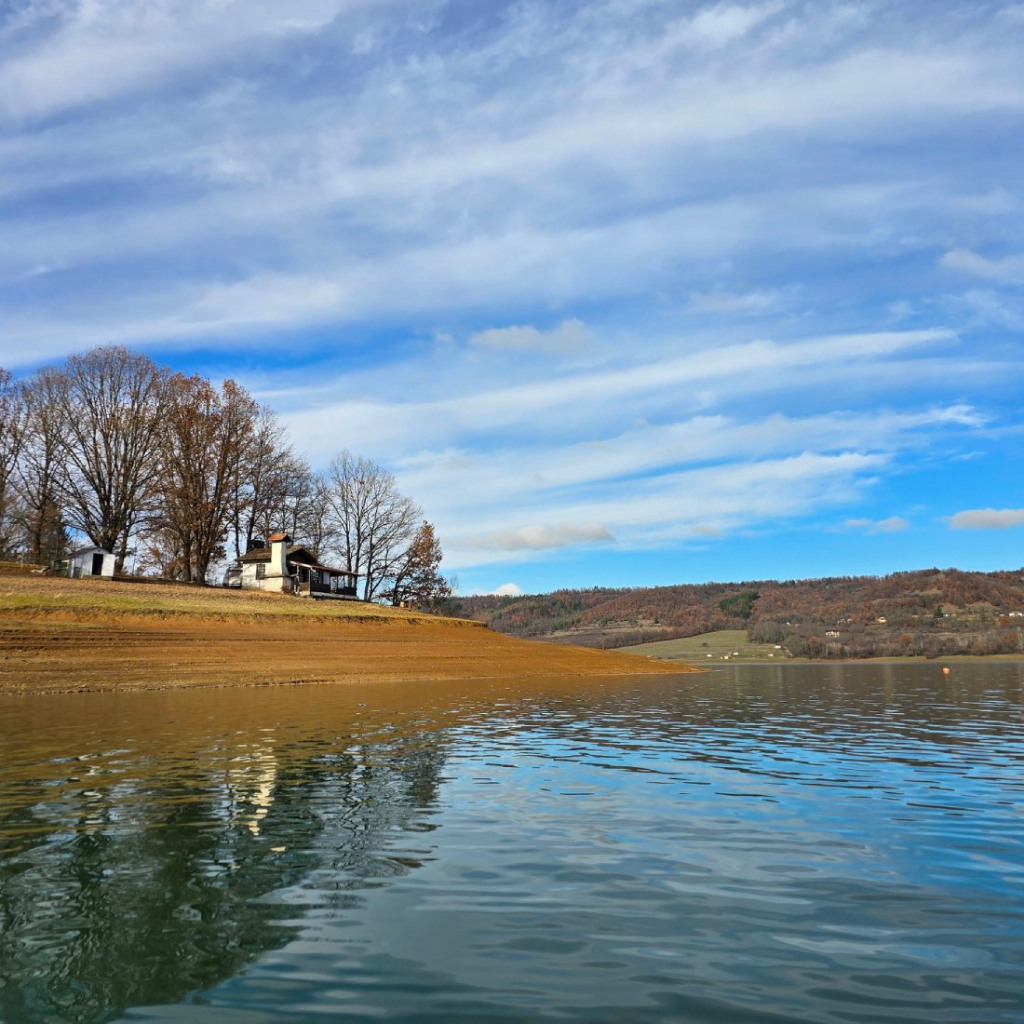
0;662;1022;1022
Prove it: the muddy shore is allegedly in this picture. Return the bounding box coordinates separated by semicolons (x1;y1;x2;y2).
0;576;687;695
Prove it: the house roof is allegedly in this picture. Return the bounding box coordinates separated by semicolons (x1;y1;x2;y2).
239;544;358;576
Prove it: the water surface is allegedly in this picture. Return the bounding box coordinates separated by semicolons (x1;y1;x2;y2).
1;662;1023;1023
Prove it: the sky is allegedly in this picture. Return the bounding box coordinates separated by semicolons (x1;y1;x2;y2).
2;0;1023;595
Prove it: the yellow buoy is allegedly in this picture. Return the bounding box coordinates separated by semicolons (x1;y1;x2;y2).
942;666;951;675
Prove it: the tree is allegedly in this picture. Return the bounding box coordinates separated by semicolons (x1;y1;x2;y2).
15;369;71;566
226;408;293;559
324;451;422;601
384;521;452;608
154;374;259;582
268;461;335;557
0;368;27;559
53;346;169;570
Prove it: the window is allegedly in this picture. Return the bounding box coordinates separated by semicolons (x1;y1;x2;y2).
255;563;265;580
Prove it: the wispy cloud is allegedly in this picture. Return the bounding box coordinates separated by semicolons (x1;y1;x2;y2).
940;249;1024;283
844;516;910;534
949;508;1024;529
473;523;615;552
688;288;794;315
468;319;586;353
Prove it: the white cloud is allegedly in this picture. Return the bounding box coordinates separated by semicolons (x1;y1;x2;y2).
844;516;910;534
3;1;1024;361
473;523;615;552
949;508;1024;530
954;189;1019;215
492;582;524;597
468;319;586;353
277;329;959;464
940;249;1024;283
688;288;792;315
0;0;369;120
687;1;784;47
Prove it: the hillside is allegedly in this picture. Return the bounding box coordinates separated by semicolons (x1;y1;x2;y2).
0;574;686;694
448;568;1024;659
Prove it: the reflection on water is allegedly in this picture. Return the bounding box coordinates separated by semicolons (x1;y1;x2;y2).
1;663;1023;1023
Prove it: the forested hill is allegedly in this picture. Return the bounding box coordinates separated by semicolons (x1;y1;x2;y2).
447;568;1024;659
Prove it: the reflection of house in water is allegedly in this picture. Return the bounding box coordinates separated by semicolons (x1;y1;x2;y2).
226;737;279;837
226;533;359;599
0;716;451;1024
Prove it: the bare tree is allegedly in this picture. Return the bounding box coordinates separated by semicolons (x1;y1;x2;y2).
226;407;293;558
155;374;259;582
0;368;27;559
269;457;337;556
53;346;169;570
324;451;422;601
14;369;71;565
298;472;335;558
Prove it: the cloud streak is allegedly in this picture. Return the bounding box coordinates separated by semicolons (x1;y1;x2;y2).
473;523;615;552
949;508;1024;529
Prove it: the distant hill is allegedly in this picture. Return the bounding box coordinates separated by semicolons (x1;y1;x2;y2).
446;568;1024;659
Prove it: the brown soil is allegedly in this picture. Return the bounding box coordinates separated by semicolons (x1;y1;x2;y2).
0;576;688;694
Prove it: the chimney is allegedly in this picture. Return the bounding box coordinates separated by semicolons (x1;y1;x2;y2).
268;532;290;578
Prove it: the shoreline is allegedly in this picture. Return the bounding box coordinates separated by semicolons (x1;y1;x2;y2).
0;576;689;696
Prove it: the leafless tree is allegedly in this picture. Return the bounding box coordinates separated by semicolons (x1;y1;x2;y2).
0;368;27;559
269;457;336;556
14;369;71;565
324;451;422;600
226;407;294;558
53;346;169;570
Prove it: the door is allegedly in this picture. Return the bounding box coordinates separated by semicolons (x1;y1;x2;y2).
91;553;104;575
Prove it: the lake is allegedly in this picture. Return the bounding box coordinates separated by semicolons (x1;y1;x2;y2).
1;662;1023;1023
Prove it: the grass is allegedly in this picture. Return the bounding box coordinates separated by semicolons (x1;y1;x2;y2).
0;574;692;694
0;574;441;626
620;629;788;663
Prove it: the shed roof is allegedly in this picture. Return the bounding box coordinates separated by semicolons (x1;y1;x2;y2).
67;545;113;558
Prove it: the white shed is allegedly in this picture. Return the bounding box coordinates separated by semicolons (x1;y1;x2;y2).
66;546;116;579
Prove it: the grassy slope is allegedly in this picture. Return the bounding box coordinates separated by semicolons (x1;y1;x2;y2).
620;629;787;663
0;574;431;625
0;575;690;694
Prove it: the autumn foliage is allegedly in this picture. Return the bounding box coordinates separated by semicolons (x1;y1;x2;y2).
450;568;1024;659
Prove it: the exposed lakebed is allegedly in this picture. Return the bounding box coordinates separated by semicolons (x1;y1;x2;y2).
2;662;1023;1022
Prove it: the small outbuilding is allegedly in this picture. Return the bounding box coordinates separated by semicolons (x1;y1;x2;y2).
64;546;116;579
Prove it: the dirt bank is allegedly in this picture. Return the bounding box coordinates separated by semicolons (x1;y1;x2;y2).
0;576;688;694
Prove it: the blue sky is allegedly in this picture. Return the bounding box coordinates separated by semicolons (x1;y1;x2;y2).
2;0;1023;595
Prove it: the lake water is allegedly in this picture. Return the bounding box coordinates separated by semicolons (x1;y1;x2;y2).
1;662;1023;1023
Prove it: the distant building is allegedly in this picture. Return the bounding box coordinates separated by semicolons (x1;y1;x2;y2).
234;533;359;599
63;546;115;579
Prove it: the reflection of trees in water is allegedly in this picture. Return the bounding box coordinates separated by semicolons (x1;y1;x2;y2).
0;730;448;1024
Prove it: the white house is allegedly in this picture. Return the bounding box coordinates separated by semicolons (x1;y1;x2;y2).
236;533;359;599
64;546;116;579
